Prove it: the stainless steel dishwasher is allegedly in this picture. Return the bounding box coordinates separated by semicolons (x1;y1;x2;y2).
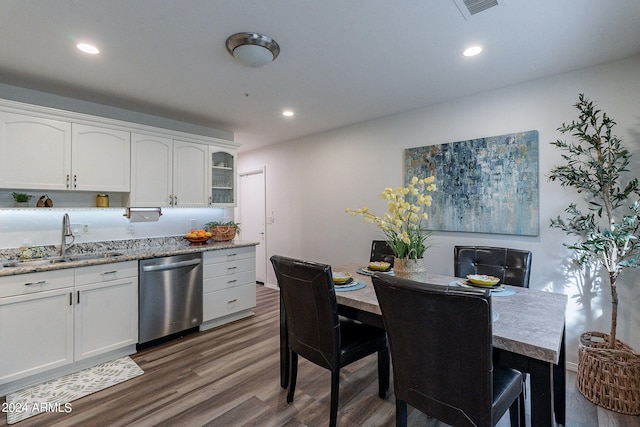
138;253;203;344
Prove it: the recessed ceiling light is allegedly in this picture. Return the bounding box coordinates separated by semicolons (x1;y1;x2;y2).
77;43;99;55
463;46;483;57
282;110;294;117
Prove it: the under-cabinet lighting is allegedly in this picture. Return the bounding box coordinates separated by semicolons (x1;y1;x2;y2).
282;110;294;117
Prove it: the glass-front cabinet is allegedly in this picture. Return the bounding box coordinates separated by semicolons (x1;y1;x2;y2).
210;148;236;206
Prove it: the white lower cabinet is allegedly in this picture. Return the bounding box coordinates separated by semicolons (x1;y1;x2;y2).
0;262;138;395
74;262;138;360
0;270;74;386
201;246;256;330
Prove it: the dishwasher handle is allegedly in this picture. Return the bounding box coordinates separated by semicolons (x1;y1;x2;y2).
141;258;201;272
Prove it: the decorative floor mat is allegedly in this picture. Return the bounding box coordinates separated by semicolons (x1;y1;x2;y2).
4;356;143;424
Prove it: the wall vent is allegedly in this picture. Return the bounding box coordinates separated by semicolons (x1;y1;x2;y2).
452;0;505;20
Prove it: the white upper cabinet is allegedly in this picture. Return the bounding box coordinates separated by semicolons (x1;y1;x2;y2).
0;112;130;192
129;133;173;206
0;111;72;190
210;147;237;206
173;140;209;207
71;124;130;192
0;99;238;204
130;136;210;207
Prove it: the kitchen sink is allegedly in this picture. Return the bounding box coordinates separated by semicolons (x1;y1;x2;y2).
2;258;66;267
64;252;124;262
2;252;124;268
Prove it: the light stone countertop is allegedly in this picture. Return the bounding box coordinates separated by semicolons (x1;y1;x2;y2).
0;238;258;277
335;263;567;364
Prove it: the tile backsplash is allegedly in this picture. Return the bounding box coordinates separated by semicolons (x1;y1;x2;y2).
0;207;230;249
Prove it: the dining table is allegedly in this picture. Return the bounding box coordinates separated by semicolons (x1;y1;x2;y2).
279;263;568;427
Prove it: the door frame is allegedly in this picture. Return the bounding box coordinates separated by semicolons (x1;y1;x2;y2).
238;167;268;286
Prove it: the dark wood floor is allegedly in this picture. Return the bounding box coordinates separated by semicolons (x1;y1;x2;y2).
2;285;639;426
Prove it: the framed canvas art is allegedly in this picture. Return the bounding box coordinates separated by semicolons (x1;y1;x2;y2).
404;130;539;236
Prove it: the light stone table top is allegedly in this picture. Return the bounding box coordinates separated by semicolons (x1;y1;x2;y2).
334;263;568;364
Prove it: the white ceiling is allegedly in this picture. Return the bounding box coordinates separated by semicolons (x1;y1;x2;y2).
1;1;639;152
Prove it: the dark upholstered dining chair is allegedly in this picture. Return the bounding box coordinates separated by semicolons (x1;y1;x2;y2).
454;246;532;288
454;245;532;423
372;273;523;427
370;240;395;267
270;255;389;427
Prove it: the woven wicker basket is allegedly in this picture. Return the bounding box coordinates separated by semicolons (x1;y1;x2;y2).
209;226;237;241
577;331;640;415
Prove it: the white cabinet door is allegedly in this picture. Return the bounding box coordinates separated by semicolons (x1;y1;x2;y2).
173;140;208;207
0;288;74;384
74;262;138;361
130;133;173;206
72;123;131;192
74;277;138;360
0;111;71;190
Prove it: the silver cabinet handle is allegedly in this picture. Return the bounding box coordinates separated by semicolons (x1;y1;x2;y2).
228;299;237;304
66;174;70;189
73;174;77;189
141;258;201;272
101;271;118;276
227;279;237;284
25;280;46;286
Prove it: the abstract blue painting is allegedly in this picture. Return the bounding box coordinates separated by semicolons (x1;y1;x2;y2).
404;130;539;236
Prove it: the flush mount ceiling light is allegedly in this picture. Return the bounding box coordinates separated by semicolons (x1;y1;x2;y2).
225;32;280;68
76;43;99;54
463;45;483;57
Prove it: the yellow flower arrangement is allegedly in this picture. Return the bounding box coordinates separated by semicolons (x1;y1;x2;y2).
346;176;437;259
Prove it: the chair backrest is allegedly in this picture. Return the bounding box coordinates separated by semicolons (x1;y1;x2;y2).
370;240;395;266
270;255;340;371
372;273;494;427
454;246;532;288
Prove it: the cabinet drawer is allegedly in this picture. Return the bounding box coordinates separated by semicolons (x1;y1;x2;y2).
203;257;255;279
203;270;255;293
74;261;137;286
0;270;73;298
203;247;255;264
203;282;256;321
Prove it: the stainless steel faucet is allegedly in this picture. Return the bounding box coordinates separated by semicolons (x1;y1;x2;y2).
60;213;75;257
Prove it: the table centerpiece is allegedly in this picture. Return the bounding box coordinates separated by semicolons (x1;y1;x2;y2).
346;175;437;281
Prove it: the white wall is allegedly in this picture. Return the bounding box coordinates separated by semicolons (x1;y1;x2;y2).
238;54;640;366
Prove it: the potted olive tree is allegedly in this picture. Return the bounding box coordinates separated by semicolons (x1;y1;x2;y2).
549;94;640;414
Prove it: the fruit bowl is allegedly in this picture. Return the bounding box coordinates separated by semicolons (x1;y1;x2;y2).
467;274;500;286
184;229;212;246
184;236;210;246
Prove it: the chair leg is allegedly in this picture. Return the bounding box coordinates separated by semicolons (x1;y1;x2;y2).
330;370;340;427
287;352;298;403
396;398;408;427
509;392;522;427
378;347;390;398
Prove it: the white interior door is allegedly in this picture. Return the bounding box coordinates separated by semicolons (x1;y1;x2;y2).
239;168;267;284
